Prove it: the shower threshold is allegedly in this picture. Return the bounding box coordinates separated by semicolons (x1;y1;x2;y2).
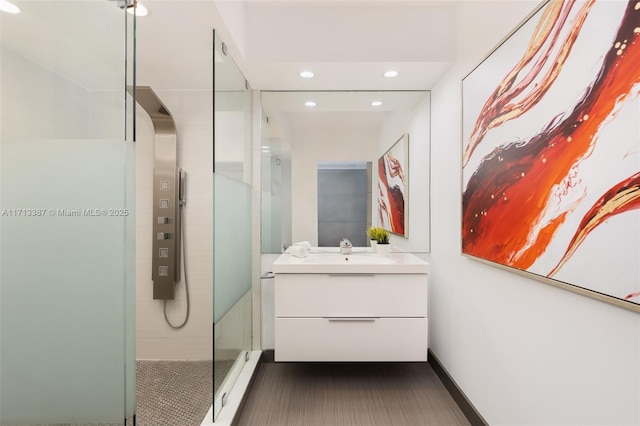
201;350;261;426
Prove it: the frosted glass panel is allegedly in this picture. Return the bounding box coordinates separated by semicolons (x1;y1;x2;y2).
213;173;252;323
0;139;130;424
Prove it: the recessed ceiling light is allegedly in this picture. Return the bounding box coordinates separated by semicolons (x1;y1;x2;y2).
299;71;314;79
261;145;270;149
383;70;399;78
0;0;20;14
371;101;383;107
305;101;317;107
126;2;148;16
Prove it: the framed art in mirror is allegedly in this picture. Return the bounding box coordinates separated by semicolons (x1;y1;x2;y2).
378;134;409;238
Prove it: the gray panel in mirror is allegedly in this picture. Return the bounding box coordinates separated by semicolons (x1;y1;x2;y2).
318;162;371;248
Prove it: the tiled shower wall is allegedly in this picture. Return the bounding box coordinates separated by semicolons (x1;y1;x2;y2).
136;90;213;360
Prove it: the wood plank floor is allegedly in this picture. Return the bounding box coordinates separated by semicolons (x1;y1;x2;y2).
235;362;470;426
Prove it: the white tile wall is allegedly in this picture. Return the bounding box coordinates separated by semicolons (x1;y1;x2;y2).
135;90;214;360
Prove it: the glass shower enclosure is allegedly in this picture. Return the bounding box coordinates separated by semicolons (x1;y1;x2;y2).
0;1;136;425
212;32;253;420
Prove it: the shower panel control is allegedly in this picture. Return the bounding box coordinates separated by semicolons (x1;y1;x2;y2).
129;85;182;300
151;166;182;300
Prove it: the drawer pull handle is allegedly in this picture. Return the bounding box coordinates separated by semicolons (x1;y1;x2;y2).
328;273;375;277
326;317;379;322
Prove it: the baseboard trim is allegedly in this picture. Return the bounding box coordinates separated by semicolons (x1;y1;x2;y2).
261;349;275;363
428;349;488;426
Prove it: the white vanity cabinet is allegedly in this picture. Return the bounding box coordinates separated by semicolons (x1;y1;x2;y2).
273;252;429;362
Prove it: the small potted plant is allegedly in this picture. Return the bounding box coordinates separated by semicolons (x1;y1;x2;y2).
367;227;379;252
367;227;391;256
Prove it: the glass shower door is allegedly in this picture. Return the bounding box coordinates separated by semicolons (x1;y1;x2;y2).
212;31;253;421
0;1;135;424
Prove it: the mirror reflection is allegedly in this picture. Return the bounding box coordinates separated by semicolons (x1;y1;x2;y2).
261;121;292;254
261;90;431;254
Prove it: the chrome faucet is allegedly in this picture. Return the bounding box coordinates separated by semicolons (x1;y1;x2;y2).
340;238;352;255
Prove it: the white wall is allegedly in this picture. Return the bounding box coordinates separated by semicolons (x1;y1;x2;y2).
0;47;91;140
135;90;213;360
428;2;640;425
378;94;431;253
290;126;379;245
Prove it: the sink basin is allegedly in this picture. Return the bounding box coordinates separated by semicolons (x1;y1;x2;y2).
273;248;429;274
300;254;396;265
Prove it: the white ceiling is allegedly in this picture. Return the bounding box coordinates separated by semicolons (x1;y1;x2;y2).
213;0;457;132
261;90;429;131
216;0;459;91
136;0;461;91
1;0;460;91
1;0;460;130
262;90;429;112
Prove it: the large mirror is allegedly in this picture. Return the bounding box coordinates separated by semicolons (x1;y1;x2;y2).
261;90;431;253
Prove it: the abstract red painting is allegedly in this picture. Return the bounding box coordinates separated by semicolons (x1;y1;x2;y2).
462;0;640;311
378;134;408;237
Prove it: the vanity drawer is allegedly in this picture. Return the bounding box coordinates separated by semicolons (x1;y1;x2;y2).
275;273;427;317
274;317;428;362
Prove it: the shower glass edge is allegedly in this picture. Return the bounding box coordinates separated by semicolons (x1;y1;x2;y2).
212;30;253;421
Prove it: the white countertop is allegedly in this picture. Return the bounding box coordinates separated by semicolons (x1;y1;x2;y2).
273;247;429;274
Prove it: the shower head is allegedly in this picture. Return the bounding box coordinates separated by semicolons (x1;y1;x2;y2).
127;86;176;133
